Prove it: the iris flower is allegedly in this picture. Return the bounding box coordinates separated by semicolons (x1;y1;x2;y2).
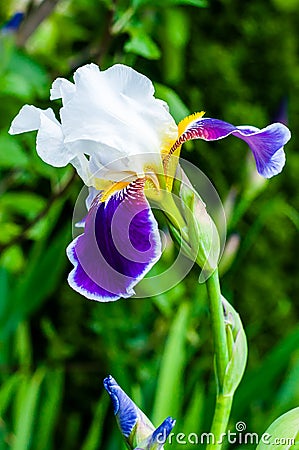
103;375;175;449
9;63;291;302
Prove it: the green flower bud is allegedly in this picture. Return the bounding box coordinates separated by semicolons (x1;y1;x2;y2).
169;167;220;276
221;297;248;396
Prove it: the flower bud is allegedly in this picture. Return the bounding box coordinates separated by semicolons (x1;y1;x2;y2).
221;297;248;396
103;375;175;449
169;167;220;276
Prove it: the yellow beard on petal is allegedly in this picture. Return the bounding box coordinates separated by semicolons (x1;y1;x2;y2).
178;111;205;136
94;165;161;204
161;111;206;192
160;134;179;193
94;112;206;202
95;179;131;202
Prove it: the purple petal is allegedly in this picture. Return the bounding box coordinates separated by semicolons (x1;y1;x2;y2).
176;118;291;178
103;375;155;443
103;375;139;438
67;179;161;302
151;417;176;446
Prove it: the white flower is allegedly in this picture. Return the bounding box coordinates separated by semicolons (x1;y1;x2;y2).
9;63;291;302
9;63;178;187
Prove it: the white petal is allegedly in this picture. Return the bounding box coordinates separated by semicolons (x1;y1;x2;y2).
104;63;155;99
9;105;77;168
9;63;178;187
36;112;72;167
59;63;177;177
67;152;90;184
73;62;101;85
85;186;98;210
50;78;76;102
9;105;52;134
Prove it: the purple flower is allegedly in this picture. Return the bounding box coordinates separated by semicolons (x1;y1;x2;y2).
103;375;175;449
9;64;291;302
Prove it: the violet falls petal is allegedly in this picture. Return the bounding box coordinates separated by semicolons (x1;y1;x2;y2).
232;123;290;178
178;118;290;178
67;178;162;302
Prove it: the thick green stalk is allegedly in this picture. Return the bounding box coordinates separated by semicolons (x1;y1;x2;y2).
206;394;233;450
206;269;232;449
206;269;228;385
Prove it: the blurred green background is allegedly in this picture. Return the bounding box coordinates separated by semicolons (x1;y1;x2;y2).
0;0;298;448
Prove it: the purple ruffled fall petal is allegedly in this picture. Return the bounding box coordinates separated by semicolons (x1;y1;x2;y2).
67;179;161;302
175;117;291;178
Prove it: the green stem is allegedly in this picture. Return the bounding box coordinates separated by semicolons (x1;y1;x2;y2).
206;269;229;385
206;269;232;449
159;192;189;241
206;394;233;450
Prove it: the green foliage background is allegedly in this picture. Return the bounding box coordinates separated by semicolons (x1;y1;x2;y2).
0;0;298;448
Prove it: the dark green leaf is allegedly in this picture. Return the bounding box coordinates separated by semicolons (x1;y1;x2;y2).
124;31;161;60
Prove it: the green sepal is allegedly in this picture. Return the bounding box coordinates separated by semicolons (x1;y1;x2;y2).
179;174;220;272
222;297;248;396
256;407;299;450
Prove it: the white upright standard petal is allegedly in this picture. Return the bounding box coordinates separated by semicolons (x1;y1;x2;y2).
9;63;178;187
60;63;178;181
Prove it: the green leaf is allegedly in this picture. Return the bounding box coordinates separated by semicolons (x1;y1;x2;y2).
275;354;299;413
133;0;207;8
256;408;299;450
161;8;190;85
0;245;25;273
0;222;22;245
0;133;28;168
14;321;33;368
4;50;49;99
28;197;65;240
34;369;65;450
152;302;189;423
154;83;189;122
234;327;299;418
0;192;46;221
0;225;71;339
0;268;9;318
81;393;109;450
124;31;161;60
0;372;24;417
182;382;205;436
12;368;46;450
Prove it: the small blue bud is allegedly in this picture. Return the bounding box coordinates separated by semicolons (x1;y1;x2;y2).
103;375;176;449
